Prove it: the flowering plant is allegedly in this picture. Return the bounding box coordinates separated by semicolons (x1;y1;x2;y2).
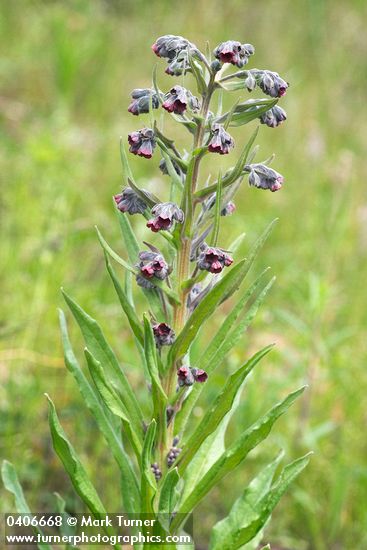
2;35;311;549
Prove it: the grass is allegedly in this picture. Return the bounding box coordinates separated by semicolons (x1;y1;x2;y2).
1;0;366;547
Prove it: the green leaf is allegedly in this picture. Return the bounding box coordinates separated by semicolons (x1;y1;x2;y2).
104;254;144;345
1;461;52;550
143;315;167;411
117;211;141;264
188;50;207;95
54;492;77;544
59;310;140;512
178;345;274;473
175;272;273;436
210;452;284;550
96;226;136;274
169;220;276;363
152;64;163;105
225;453;312;549
141;420;157;514
171;386;306;530
84;348;143;459
62;289;144;436
46;396;119;548
209;172;222;247
216;99;278;127
159;467;180;514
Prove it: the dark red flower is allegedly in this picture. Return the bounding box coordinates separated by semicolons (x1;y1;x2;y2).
208;124;234;155
152;323;175;347
146;202;184;233
214;41;254;68
197;243;233;274
128;128;156;159
191;368;208;383
162;86;200;115
136;250;169;289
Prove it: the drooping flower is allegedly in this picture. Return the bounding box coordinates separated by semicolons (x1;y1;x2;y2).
221;201;236;216
254;70;288;98
113;187;148;215
177;366;208;387
152;35;191;60
197;243;233;274
136;250;169;289
162;86;200;115
128;89;159;116
147;202;184;232
259;106;287;128
248;163;284;192
153;323;176;347
208;123;234;155
128;128;156;159
214;41;254;68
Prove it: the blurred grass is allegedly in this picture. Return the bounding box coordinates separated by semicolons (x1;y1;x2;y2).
1;0;366;548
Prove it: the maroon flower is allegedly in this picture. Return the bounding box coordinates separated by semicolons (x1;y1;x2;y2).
260;106;287;128
136;250;169;289
128;89;159;116
248;164;284;192
147;202;184;233
214;41;254;68
191;368;208;383
177;366;208;387
197;243;233;274
113;187;148;215
254;70;288;98
153;323;175;347
162;86;200;115
128;128;156;159
208;124;234;155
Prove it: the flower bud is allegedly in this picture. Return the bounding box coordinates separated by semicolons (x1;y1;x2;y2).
259;106;287;128
248;163;284;192
136;250;169;289
159;157;182;176
244;72;257;92
221;201;236;216
128;89;159;116
114;187;148;215
152;35;191;60
197;243;233;274
254;70;288;98
162;86;200;115
151;463;162;481
128;128;156;159
211;59;222;72
177;366;195;387
167;446;182;468
191;368;208;383
165;56;190;76
152;322;176;347
208;123;234;155
214;41;255;68
147;202;184;232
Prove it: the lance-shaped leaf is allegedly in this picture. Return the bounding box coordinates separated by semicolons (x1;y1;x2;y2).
119;140;158;208
171;386;306;531
159;467;180;515
59;310;139;512
216;98;278;127
210;451;284;550
178;345;274;473
143;314;167;412
175;273;274;436
209;171;222;247
104;254;144;345
211;453;312;549
61;289;144;436
169;220;276;363
1;461;52;550
84;348;143;459
46;396;119;548
141;420;157;514
195;127;258;200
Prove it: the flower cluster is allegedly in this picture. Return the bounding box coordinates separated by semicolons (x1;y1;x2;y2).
152;322;175;347
162;85;200;115
128;128;156;158
197;244;233;274
214;40;255;67
167;444;182;467
177;366;208;387
152;35;193;76
136;250;169;289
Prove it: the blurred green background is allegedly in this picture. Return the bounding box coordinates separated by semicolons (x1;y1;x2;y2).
1;0;366;548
